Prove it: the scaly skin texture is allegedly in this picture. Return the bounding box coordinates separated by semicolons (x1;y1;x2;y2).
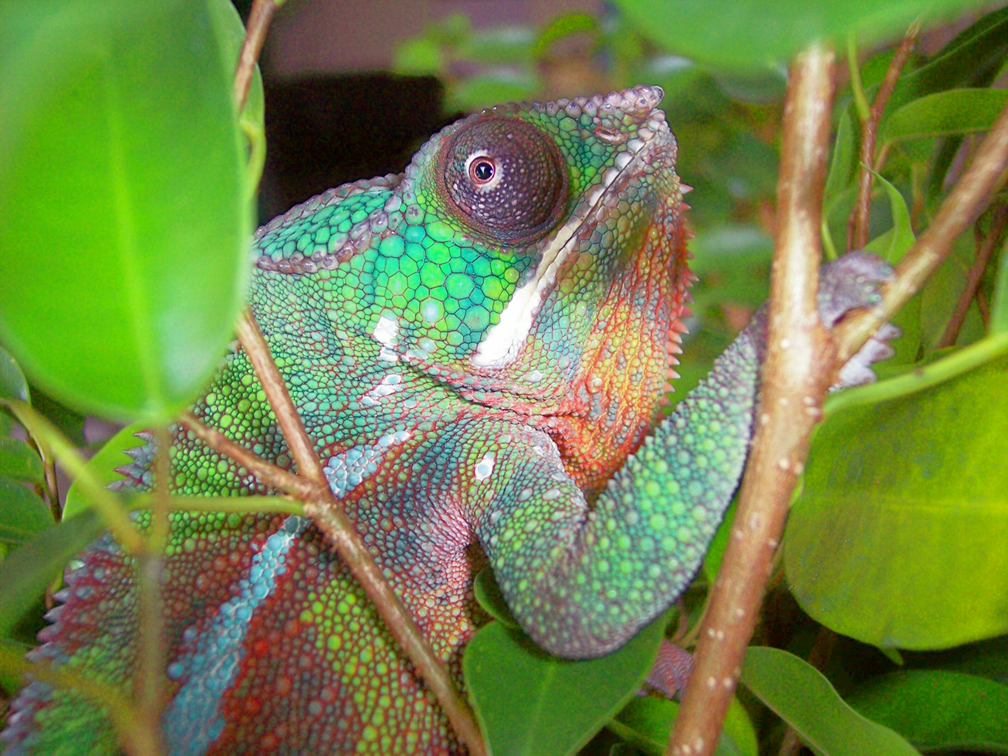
3;87;891;755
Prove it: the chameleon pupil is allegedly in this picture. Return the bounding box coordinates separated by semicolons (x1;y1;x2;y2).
471;159;495;183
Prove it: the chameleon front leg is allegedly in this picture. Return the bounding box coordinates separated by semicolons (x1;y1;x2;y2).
471;252;895;658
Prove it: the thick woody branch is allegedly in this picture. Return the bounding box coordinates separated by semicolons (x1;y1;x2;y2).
834;99;1008;363
668;45;837;756
235;311;486;756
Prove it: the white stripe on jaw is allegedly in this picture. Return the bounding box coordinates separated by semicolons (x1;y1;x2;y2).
469;132;657;369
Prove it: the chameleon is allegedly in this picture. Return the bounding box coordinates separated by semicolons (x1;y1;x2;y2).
2;85;896;754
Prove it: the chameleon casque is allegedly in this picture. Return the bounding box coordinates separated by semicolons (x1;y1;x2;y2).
3;86;895;754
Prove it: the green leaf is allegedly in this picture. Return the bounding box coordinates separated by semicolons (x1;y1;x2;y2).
64;422;148;520
0;437;44;483
0;0;248;423
612;0;979;72
473;568;519;629
741;646;919;755
0;345;29;403
463;612;668;756
847;670;1008;753
786;357;1008;649
608;697;757;756
824;108;856;212
0;476;52;545
992;235;1008;334
883;88;1008;144
0;509;103;637
863;172;914;264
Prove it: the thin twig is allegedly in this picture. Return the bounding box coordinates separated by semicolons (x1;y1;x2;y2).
848;21;921;251
234;310;487;755
178;411;317;500
233;0;280;112
835;99;1008;362
668;45;837;756
134;427;170;756
938;204;1008;348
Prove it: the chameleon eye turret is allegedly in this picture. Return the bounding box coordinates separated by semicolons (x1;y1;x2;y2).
441;116;568;246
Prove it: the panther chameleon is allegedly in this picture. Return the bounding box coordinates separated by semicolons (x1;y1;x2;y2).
2;85;896;754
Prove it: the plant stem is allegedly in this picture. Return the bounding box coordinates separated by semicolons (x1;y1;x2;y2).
668;44;837;756
938;204;1008;348
848;21;920;250
233;0;279;112
235;310;487;755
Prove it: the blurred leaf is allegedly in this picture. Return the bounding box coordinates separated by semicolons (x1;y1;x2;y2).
847;670;1008;753
473;568;519;629
536;13;597;57
29;385;86;447
447;71;539;112
0;509;103;637
460;27;536;66
614;0;980;72
787;357;1008;649
920;234;985;350
0;477;52;545
63;422;147;520
607;696;757;756
741;647;919;755
464;612;668;756
824;109;857;212
393;37;445;75
702;499;736;580
0;345;29;403
0;437;43;484
992;235;1008;333
0;0;248;422
883;89;1008;144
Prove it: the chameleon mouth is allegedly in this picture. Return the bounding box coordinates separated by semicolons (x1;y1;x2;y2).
470;115;670;369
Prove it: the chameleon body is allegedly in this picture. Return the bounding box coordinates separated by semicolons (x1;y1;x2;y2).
2;87;892;755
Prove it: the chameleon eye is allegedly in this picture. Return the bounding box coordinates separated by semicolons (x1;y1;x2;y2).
442;116;568;246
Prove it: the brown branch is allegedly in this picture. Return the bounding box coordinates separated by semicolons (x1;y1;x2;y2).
233;0;278;113
669;45;837;756
178;411;317;500
835;99;1008;363
938;204;1008;348
848;22;921;251
234;310;486;755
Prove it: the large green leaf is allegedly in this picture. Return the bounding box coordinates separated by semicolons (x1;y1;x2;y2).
0;0;248;422
847;670;1008;753
613;0;980;72
0;509;103;637
463;613;668;756
741;647;919;755
786;358;1008;649
607;696;757;756
883;89;1008;144
0;477;52;546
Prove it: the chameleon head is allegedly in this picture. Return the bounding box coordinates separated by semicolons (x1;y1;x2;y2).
396;85;691;486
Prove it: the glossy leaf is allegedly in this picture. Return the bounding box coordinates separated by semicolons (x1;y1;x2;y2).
0;509;103;637
741;647;918;755
0;346;29;403
883;88;1008;144
608;696;757;756
0;477;52;545
786;358;1008;649
0;0;248;422
473;568;519;629
863;172;914;264
464;613;668;756
613;0;978;72
848;670;1008;753
63;422;148;520
0;437;43;484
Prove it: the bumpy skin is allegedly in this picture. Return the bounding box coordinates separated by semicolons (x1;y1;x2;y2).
2;87;891;755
